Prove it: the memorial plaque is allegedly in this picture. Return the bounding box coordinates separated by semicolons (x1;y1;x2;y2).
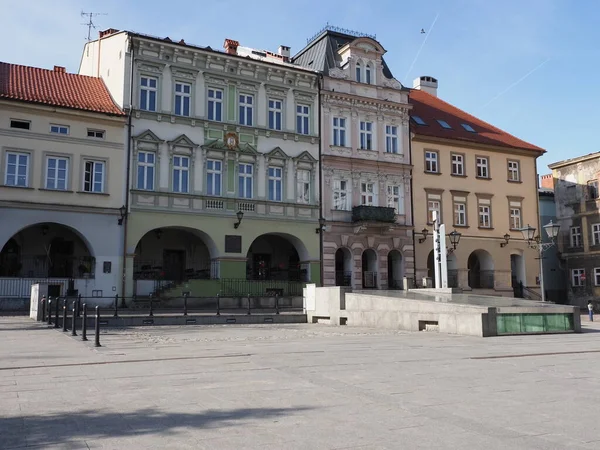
225;235;242;253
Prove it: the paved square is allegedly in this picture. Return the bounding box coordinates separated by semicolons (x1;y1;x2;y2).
1;317;600;449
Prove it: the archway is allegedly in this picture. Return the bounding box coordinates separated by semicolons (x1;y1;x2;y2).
0;222;94;278
335;247;352;287
387;250;404;289
246;234;305;281
510;250;526;297
361;249;378;288
468;249;495;289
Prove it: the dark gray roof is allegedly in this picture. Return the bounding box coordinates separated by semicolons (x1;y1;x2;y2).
292;30;394;79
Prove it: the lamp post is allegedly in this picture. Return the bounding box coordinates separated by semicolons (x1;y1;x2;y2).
234;210;244;229
519;220;560;303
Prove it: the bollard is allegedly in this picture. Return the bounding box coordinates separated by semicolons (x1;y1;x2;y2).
94;306;101;347
183;293;188;316
149;296;154;317
81;304;88;341
275;294;280;315
41;297;46;322
48;298;53;325
113;294;119;318
216;294;220;316
54;298;60;328
247;294;251;315
62;303;68;332
71;302;77;336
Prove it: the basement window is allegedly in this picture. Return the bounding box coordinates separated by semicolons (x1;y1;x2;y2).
437;119;452;129
461;123;476;132
10;119;30;130
411;115;426;125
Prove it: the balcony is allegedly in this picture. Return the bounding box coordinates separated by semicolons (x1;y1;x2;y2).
352;205;396;223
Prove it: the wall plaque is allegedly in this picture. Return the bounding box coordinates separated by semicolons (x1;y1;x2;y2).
225;235;242;253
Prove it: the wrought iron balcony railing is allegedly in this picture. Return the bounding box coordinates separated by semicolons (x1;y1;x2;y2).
352;205;396;223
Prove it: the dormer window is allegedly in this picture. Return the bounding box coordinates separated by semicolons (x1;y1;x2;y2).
355;62;361;83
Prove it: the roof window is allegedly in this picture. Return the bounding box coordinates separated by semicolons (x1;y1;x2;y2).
461;123;476;132
437;120;452;129
411;116;426;125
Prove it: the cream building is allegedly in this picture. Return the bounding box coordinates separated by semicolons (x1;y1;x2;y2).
410;78;544;296
0;62;125;302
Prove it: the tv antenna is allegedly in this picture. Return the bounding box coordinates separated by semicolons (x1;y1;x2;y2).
81;11;107;41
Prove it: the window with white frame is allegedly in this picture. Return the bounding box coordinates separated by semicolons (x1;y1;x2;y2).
238;94;253;126
387;185;403;214
510;207;522;230
4;152;29;187
385;125;398;154
595;268;600;286
83;160;105;193
570;226;582;247
593;224;600;245
365;64;372;84
87;129;105;139
425;151;438;173
333;179;349;210
140;76;157;112
454;201;466;226
50;124;69;135
268;99;282;130
268;166;283;201
333;117;346;146
451;154;464;176
427;199;441;224
355;62;361;82
572;268;585;287
137;151;155;190
172;155;189;193
206;159;222;196
174;82;191;117
207;88;223;121
476;156;489;178
297;169;310;204
508;160;520;182
238;163;253;199
45;156;68;190
478;205;491;228
296;104;310;135
361;182;375;206
359;121;373;150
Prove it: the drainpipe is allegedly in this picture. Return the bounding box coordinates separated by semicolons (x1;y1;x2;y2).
120;37;135;301
318;73;324;287
408;107;417;288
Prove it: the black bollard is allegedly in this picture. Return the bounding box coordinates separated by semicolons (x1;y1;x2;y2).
54;298;60;328
183;293;188;316
81;304;88;341
113;294;118;318
48;298;53;325
216;294;220;316
149;296;153;317
62;303;68;332
247;294;251;315
94;306;101;347
41;297;46;322
71;302;77;336
275;294;280;315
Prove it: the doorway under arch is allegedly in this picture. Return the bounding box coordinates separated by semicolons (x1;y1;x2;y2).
387;250;404;289
468;249;495;289
334;247;352;287
246;234;306;281
511;250;526;297
362;249;378;288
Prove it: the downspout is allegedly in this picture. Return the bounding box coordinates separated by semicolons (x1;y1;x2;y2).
120;37;135;301
318;73;324;286
407;99;417;288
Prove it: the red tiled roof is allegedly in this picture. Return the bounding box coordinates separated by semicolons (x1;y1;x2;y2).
0;62;124;116
409;89;544;153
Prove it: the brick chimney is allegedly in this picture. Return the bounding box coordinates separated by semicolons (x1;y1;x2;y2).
53;66;66;73
224;39;239;55
540;174;554;190
99;28;119;39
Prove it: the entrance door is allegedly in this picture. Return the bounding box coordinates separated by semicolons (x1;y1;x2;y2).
163;250;185;282
252;253;271;280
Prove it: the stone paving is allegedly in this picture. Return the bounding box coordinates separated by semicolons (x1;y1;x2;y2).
1;317;600;449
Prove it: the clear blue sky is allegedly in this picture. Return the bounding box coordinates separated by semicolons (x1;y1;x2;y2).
1;0;596;174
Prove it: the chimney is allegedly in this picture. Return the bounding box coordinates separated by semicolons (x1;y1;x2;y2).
53;66;66;73
224;39;239;55
413;76;438;97
278;45;291;62
99;28;119;39
540;174;554;190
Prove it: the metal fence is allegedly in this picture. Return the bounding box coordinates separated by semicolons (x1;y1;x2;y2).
0;278;73;298
133;259;220;280
469;270;494;289
0;256;95;278
335;271;352;287
220;279;305;297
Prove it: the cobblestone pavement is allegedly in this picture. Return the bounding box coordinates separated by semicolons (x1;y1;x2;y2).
2;317;600;449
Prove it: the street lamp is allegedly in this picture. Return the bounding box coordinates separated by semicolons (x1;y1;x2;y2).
118;205;127;225
448;230;461;250
417;228;429;244
518;221;560;302
234;210;244;229
316;217;326;234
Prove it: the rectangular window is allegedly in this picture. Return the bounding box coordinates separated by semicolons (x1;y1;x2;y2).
268;166;283;201
296;104;310;135
451;154;464;176
593;224;600;246
387;185;403;214
207;88;223;122
140;76;157;112
268;99;282;130
238;163;253;199
478;205;491;228
508;160;520;182
172;156;189;193
50;124;69;135
45;156;68;190
83;160;105;193
366;66;372;84
238;94;253;126
510;207;522;230
297;169;310;204
588;180;599;200
595;268;600;286
174;82;191;117
137;151;155;190
206;159;222;196
10;119;30;130
4;152;29;187
476;157;489;178
454;201;466;226
425;151;438;173
333;117;346;146
333;179;349;210
572;268;584;287
359;121;373;150
570;226;582;247
361;182;375;206
428;200;441;224
87;129;105;139
385;125;398;154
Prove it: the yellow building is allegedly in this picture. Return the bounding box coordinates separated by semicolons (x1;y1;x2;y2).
410;77;544;297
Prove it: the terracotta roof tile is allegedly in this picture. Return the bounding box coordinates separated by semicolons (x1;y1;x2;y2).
409;89;544;153
0;62;124;116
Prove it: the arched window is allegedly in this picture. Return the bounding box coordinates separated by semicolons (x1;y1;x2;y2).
355;62;361;83
365;64;372;84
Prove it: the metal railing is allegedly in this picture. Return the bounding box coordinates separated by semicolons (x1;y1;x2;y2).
448;270;459;288
335;271;352;287
0;255;95;279
469;270;494;289
352;205;396;223
0;277;75;298
220;279;305;297
133;259;219;280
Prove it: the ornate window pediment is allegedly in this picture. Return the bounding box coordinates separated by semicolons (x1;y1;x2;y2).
168;134;198;149
134;130;164;152
265;146;289;160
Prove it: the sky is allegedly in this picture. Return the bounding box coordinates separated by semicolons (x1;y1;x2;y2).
1;0;598;175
